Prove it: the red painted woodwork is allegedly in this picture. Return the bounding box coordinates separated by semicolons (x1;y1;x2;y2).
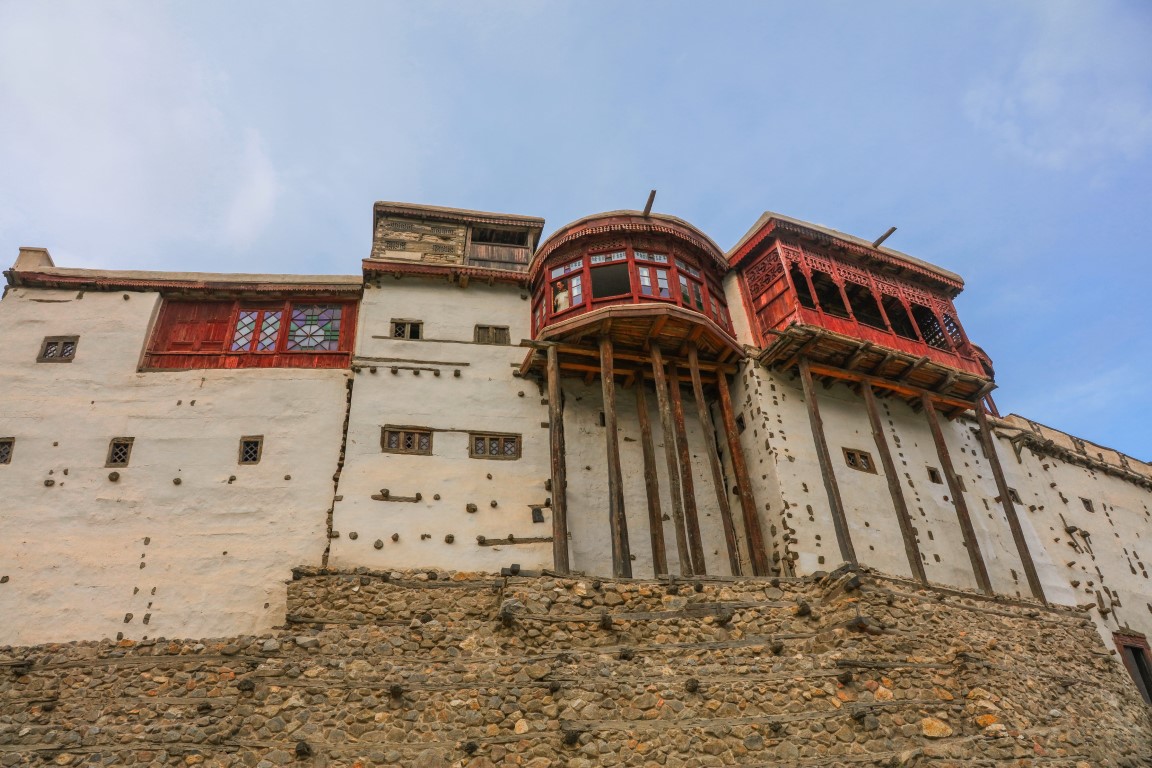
530;214;735;343
739;242;988;378
142;298;357;371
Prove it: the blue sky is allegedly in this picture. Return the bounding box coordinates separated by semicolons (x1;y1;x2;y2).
1;1;1149;458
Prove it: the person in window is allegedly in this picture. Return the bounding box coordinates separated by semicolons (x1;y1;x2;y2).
554;282;570;312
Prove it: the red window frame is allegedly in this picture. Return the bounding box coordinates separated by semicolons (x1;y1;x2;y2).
143;298;357;370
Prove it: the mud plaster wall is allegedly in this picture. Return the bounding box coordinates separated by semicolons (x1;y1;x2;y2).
0;288;344;646
2;567;1150;767
328;277;554;573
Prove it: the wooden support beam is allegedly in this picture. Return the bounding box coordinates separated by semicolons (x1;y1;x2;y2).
634;373;668;576
799;357;856;565
546;344;570;575
922;394;992;595
804;362;977;413
896;356;930;383
677;324;705;356
780;332;824;371
668;362;706;575
716;368;771;576
651;346;692;575
934;369;958;394
842;342;873;371
688;344;742;576
645;316;669;349
599;336;632;578
870;352;895;375
976;407;1046;604
863;384;926;584
523;340;738;374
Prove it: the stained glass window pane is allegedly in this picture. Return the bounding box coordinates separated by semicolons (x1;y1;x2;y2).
232;311;258;351
257;312;282;351
288;305;342;351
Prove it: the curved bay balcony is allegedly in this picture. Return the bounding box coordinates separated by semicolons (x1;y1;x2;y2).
529;212;741;361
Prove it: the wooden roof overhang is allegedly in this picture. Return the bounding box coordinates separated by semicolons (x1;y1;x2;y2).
728;214;964;298
529;211;728;281
759;323;995;416
519;304;744;385
362;259;528;288
5;269;362;299
373;201;545;230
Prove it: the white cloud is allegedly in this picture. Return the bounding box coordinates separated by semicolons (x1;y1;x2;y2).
963;2;1152;169
0;2;279;266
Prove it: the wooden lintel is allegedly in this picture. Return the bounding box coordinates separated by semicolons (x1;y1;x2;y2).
542;343;738;375
556;359;719;384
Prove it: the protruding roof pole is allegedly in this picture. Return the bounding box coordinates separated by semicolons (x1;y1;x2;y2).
872;226;897;248
642;190;657;218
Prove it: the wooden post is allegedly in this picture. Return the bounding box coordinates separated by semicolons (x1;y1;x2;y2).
921;394;991;594
634;372;668;576
651;345;692;575
599;336;632;578
688;344;741;575
798;358;857;564
546;344;570;575
668;364;706;575
976;407;1046;603
716;369;771;576
862;383;925;583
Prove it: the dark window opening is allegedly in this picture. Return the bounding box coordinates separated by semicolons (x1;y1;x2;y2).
391;320;422;340
843;448;876;473
843;282;887;330
106;438;134;468
941;313;965;347
590;263;631;299
911;304;950;350
532;508;546;523
789;264;816;309
38;335;79;363
382;427;432;455
472;227;528;246
882;296;918;339
239;436;263;465
810;271;850;318
0;438;13;465
474;325;511;345
1008;488;1022;504
1117;636;1152;705
927;466;943;484
469;433;521;460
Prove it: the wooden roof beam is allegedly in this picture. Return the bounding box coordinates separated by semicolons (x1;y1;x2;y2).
805;361;976;413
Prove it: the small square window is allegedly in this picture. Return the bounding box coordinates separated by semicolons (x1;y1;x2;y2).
927;467;943;484
735;414;746;434
106;437;134;468
474;325;511;345
1081;497;1095;513
843;448;876;474
382;427;433;455
1008;488;1022;504
0;438;14;465
469;432;521;460
391;320;422;340
38;335;79;363
239;436;263;465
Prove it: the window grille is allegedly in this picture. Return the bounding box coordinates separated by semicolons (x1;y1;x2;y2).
469;433;521;460
239;436;263;465
382;427;432;455
106;438;134;468
474;325;511;345
843;448;876;474
38;336;79;363
0;438;13;465
391;320;423;340
383;240;407;250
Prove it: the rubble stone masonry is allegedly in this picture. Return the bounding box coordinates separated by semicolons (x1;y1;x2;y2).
2;567;1150;767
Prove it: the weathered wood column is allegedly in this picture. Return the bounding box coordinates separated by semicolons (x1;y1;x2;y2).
921;394;991;594
716;370;771;576
634;372;668;576
798;358;857;565
546;344;570;574
976;406;1046;603
862;383;925;583
688;344;741;575
651;345;692;575
599;336;632;578
668;364;706;575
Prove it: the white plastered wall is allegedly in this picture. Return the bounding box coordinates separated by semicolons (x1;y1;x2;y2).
328;277;554;573
0;287;345;645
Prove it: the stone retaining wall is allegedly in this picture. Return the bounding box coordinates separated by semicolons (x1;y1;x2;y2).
2;567;1150;766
